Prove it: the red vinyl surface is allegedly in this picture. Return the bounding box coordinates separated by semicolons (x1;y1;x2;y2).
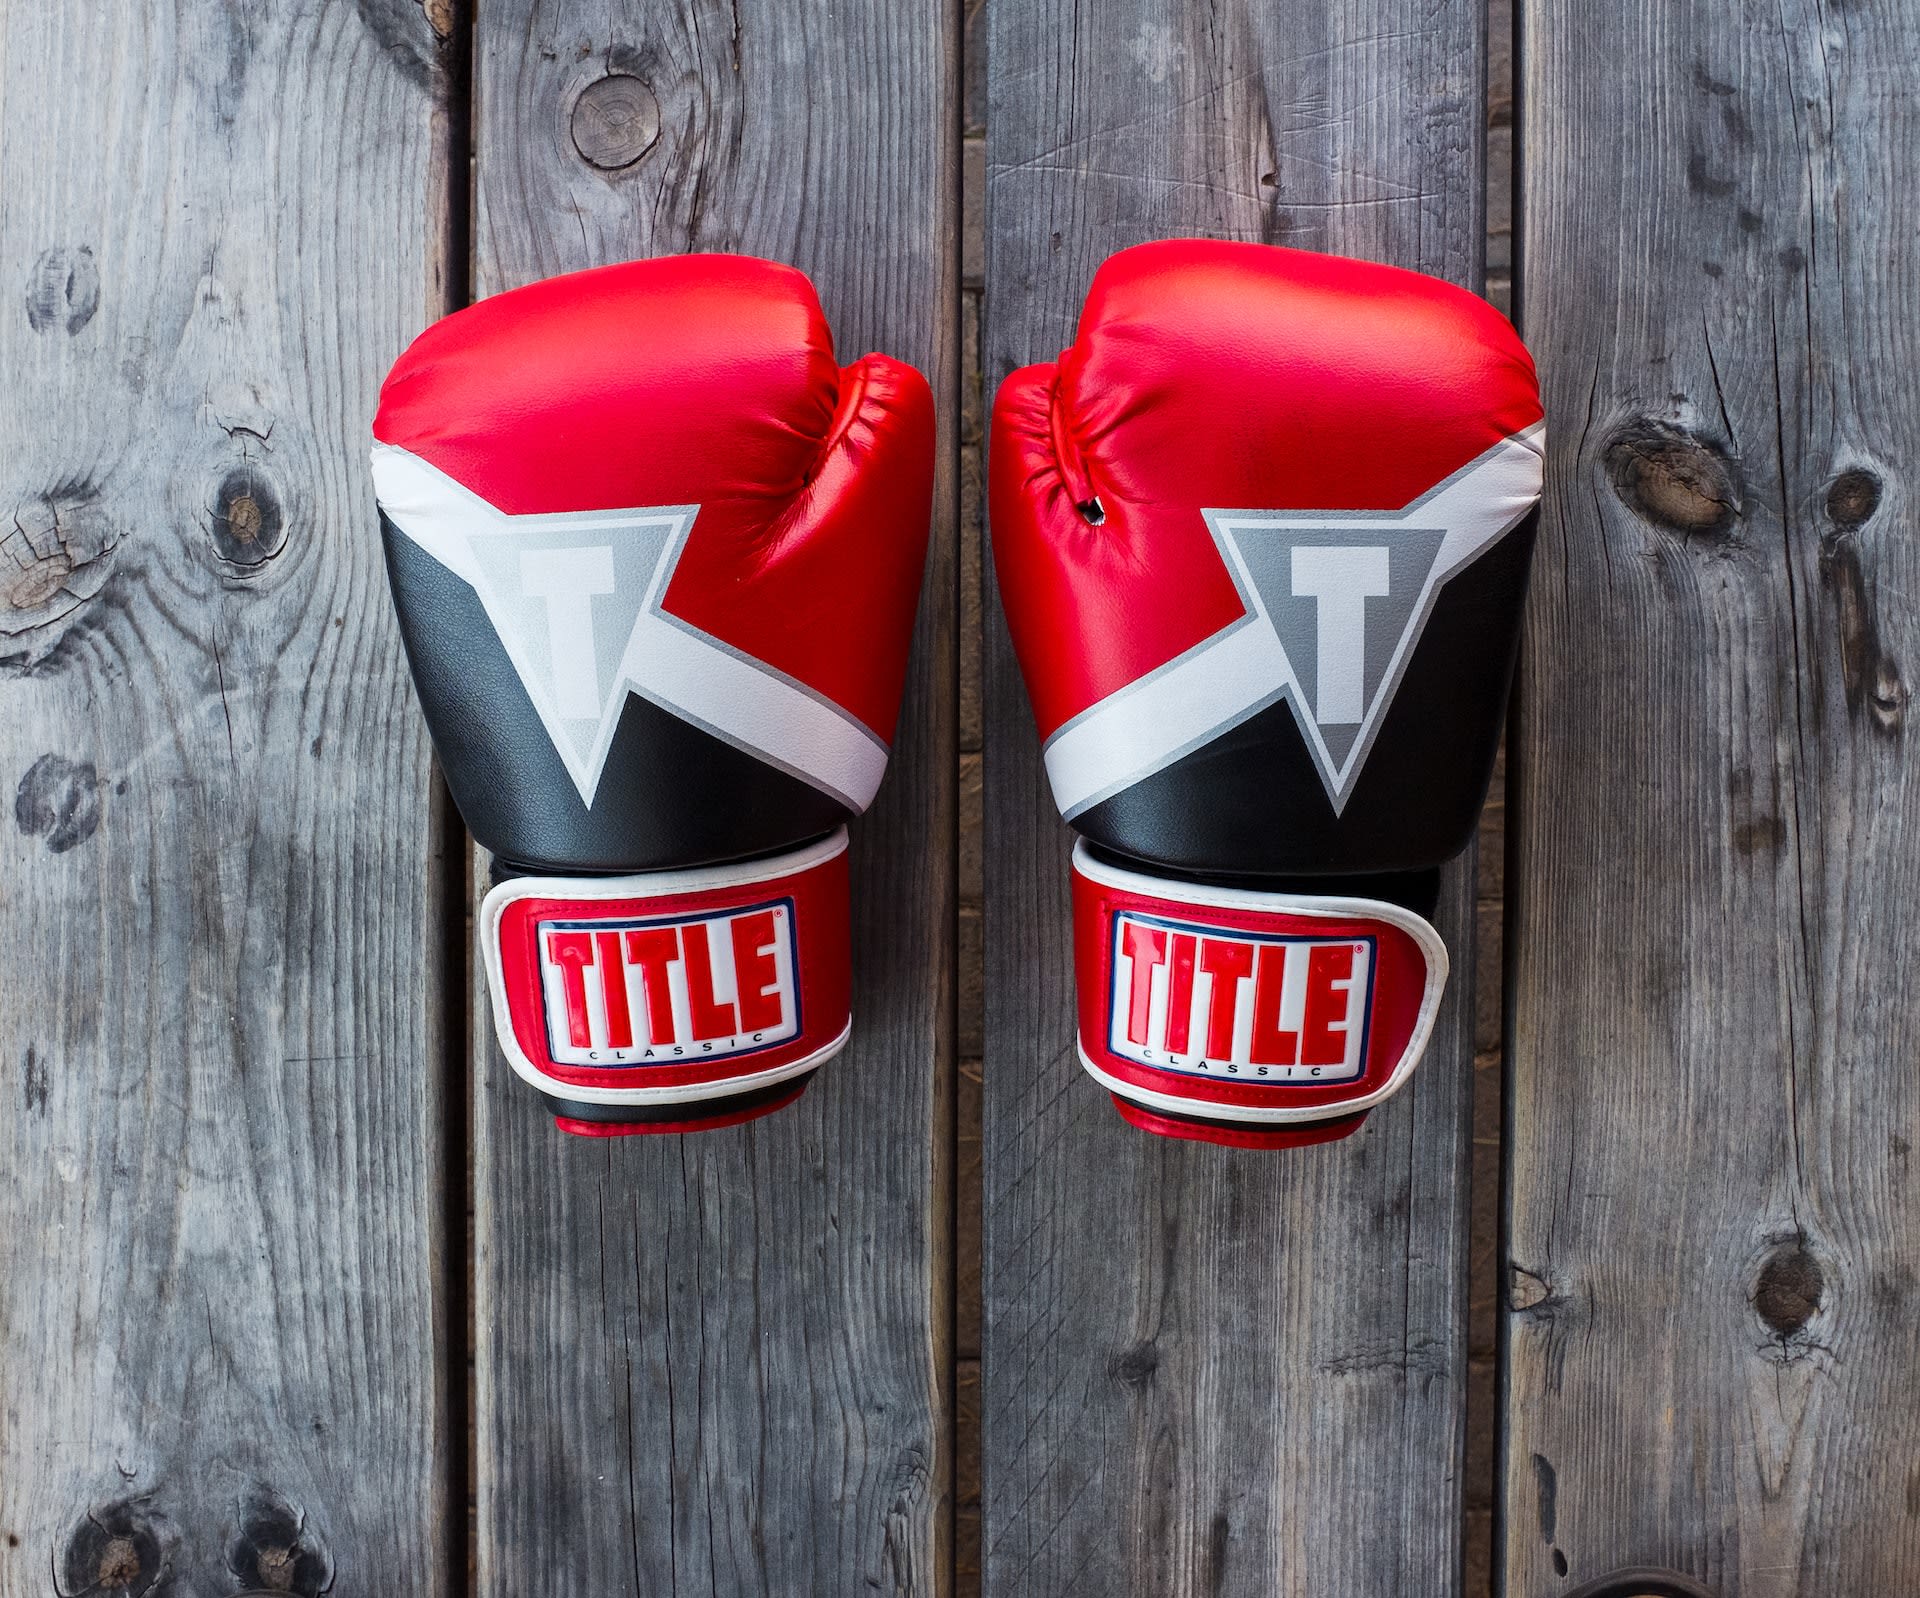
375;254;934;742
1072;859;1437;1122
991;239;1543;741
492;847;851;1097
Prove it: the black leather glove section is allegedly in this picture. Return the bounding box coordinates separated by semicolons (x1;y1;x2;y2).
539;1072;814;1130
1075;508;1536;878
384;519;850;874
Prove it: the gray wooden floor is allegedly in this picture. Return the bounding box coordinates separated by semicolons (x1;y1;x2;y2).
3;2;1915;1596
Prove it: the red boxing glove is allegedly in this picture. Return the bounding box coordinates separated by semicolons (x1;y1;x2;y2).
992;240;1543;1148
373;256;934;1134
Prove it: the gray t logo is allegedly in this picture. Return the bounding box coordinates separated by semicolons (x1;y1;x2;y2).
1028;427;1545;823
1206;513;1448;807
1289;546;1390;726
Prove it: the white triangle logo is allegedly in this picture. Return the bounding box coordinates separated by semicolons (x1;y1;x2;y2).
370;443;892;813
459;507;692;803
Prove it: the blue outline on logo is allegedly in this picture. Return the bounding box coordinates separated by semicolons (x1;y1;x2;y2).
536;894;802;1069
1107;909;1376;1086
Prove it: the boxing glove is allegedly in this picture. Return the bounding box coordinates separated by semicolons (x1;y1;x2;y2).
372;256;933;1135
991;240;1542;1148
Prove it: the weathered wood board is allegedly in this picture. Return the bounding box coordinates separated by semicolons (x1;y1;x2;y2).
0;2;457;1594
468;4;957;1593
1507;0;1920;1589
980;4;1489;1595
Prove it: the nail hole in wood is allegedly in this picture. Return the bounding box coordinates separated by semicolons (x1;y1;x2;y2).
571;74;661;170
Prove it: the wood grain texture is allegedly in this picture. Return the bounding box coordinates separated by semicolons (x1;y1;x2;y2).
468;4;957;1593
1508;0;1920;1591
0;2;456;1594
981;5;1488;1595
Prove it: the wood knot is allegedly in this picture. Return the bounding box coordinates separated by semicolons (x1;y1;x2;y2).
1754;1240;1823;1336
98;1538;142;1587
227;1485;331;1598
571;74;661;170
1;486;117;667
1867;663;1910;731
210;468;285;570
15;754;101;853
1508;1261;1567;1318
6;552;73;610
227;496;262;543
255;1545;296;1590
61;1498;172;1596
1825;468;1881;529
1106;1339;1159;1388
1603;420;1742;538
25;245;100;336
1730;814;1783;857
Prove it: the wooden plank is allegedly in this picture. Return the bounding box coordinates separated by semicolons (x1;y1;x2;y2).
1507;0;1920;1590
0;2;457;1593
981;5;1488;1595
468;4;956;1593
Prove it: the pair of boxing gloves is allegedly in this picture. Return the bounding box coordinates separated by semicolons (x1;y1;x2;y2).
371;243;1544;1147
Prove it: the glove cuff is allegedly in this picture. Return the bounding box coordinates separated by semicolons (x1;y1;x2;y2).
480;829;852;1136
1070;841;1448;1148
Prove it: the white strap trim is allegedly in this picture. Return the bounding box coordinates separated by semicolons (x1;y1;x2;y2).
501;1020;849;1108
479;831;851;1107
372;442;888;812
1072;842;1449;1124
622;609;887;813
1043;423;1546;820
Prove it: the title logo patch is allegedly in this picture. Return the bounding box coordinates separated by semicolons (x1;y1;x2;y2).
1109;911;1373;1083
537;899;800;1066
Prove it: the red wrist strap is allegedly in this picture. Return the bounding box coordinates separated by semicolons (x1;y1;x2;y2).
1071;842;1447;1148
481;830;852;1135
